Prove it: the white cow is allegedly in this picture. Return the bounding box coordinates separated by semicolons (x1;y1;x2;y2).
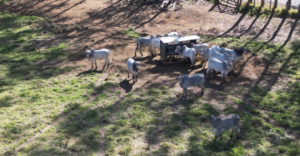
150;35;160;56
135;37;151;57
210;49;235;63
164;31;179;37
220;47;246;70
191;43;209;56
201;45;220;68
206;58;231;82
175;45;196;68
85;48;111;70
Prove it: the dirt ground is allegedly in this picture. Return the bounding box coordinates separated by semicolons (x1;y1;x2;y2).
2;0;299;94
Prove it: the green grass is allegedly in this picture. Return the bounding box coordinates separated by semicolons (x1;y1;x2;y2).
122;27;141;38
1;10;300;156
238;3;300;18
205;0;300;18
0;0;13;4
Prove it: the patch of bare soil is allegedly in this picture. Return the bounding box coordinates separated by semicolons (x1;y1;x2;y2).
1;0;297;97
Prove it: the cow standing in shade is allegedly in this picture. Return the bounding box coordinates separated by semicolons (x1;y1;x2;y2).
177;73;205;99
206;58;231;82
211;114;241;142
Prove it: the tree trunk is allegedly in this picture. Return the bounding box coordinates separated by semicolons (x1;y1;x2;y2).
298;5;300;15
286;0;291;11
274;0;277;8
261;0;264;6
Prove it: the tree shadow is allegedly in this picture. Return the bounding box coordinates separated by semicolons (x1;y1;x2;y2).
53;0;85;18
205;1;249;42
247;0;278;42
279;18;300;49
236;5;264;38
266;17;287;42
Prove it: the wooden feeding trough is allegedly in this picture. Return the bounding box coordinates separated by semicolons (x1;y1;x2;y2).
159;35;200;65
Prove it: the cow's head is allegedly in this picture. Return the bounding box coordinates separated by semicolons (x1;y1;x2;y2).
175;46;182;54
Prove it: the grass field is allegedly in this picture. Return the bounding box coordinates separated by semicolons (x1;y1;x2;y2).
0;10;300;156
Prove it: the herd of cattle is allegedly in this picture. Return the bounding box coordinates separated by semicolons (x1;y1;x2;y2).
84;31;246;142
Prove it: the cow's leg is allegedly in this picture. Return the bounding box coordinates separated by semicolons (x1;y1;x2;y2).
221;72;224;82
214;130;219;142
152;46;156;57
223;72;227;82
214;134;218;142
132;74;135;82
206;68;210;78
200;84;205;95
230;128;235;138
180;89;185;99
234;62;237;70
102;62;106;71
139;45;143;56
135;46;138;57
204;62;207;69
95;61;98;70
90;61;94;69
236;123;241;140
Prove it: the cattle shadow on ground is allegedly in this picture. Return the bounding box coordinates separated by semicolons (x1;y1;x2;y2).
119;79;135;93
76;70;104;77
